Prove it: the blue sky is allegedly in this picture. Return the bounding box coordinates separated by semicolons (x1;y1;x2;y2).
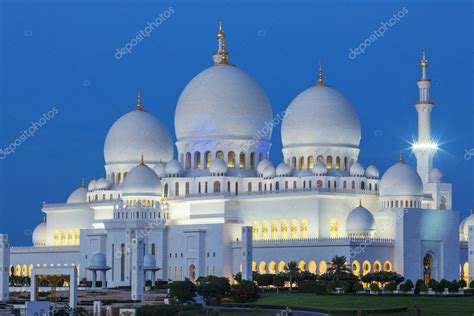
0;0;472;245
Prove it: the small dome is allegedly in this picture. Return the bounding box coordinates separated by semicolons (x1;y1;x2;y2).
209;158;228;175
67;186;87;204
312;161;327;176
429;168;443;183
460;214;474;241
88;179;97;191
257;159;273;175
276;162;291;177
96;178;109;190
380;161;423;197
153;162;167;178
262;165;276;178
32;222;47;247
122;163;162;196
365;165;380;179
144;254;157;268
165;159;183;176
91;253;107;268
350;162;365;177
346;205;375;236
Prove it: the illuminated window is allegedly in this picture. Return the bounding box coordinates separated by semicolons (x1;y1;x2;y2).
336;156;341;169
290;219;298;239
54;229;60;246
271;220;278;239
252;222;259;240
250;152;255;169
300;218;308;239
317;155;324;163
194;152;201;169
268;261;276;274
281;219;288;239
352;260;360;275
185;152;191;169
344;157;348;170
326;156;333;169
298;260;306;271
68;229;74;246
308;156;314;169
228;152;235;168
383;260;392;272
61;229;67;246
319;260;327;274
330;218;338;238
216;151;224;159
278;261;286;273
261;220;269;240
308;260;317;274
205;151;212;169
252;261;257;272
259;261;266;274
373;260;381;272
213;181;221;193
363;260;371;275
239;152;245;169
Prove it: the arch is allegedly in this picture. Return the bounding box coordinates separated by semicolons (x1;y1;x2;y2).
204;151;212;169
298;260;306;271
189;264;196;282
317;155;324;163
352;260;360;275
278;261;286;273
235;182;238;194
28;264;33;277
362;260;371;275
53;229;59;246
261;220;269;240
21;264;28;277
68;229;74;245
373;260;382;272
330;218;338;238
463;262;469;282
423;253;433;284
319;260;327;274
360;182;365;190
299;156;305;170
228;151;235;168
336;156;341;169
250;152;256;170
117;172;122;184
383;260;392;272
15;264;21;276
308;260;317;274
281;219;288;239
290;219;298;239
326;156;333;169
185;152;192;169
291;157;297;170
247;182;252;192
268;261;276;274
239;152;245;169
300;218;308;239
194;152;201;169
61;229;67;246
271;220;278;240
440;196;447;210
252;221;259;240
185;182;190;195
164;183;169;197
275;182;280;191
259;261;266;274
317;180;322;189
175;182;180;196
308;156;314;169
351;181;355;190
252;261;257;272
216;150;224;159
213;181;221;193
344;157;348;170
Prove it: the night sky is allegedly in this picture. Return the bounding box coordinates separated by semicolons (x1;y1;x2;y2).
1;0;472;245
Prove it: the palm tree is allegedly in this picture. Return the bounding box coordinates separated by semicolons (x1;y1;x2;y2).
285;261;300;290
328;256;352;281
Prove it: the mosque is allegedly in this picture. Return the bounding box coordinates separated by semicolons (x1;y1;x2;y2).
7;20;473;289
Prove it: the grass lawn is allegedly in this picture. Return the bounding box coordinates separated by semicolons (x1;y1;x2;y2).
254;293;474;315
185;310;274;316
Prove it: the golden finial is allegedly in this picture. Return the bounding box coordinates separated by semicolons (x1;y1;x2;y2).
81;177;85;188
136;90;142;111
217;17;224;40
421;48;428;68
139;154;145;166
317;62;324;86
399;151;405;164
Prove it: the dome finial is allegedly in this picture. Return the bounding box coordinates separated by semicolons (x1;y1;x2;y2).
399;151;405;164
359;199;362;207
421;48;428;68
217;17;224;39
81;177;85;188
140;154;145;166
214;17;229;65
317;62;324;86
136;90;142;111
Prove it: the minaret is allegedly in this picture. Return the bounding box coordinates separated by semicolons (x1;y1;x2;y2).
413;49;436;185
213;17;229;65
0;234;10;302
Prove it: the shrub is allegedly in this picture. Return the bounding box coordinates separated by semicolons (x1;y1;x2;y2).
298;280;326;294
384;281;397;292
326;281;336;293
145;280;153;287
169;280;195;303
360;271;404;286
405;280;414;290
340;281;351;292
255;273;273;287
369;283;380;292
419;283;428;293
414;279;424;294
353;282;363;292
196;276;231;305
448;280;459;293
233;272;242;284
437;279;449;293
469;280;474;289
232;280;259;303
137;304;198;316
272;274;286;288
458;279;467;288
428;279;438;290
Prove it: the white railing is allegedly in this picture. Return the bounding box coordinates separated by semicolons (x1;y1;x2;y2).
232;237;394;247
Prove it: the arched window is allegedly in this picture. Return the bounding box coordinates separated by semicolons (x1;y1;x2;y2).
375;183;378;191
278;261;286;273
275;182;280;191
271;220;278;239
239;152;245;169
213;181;221;193
344;157;348;170
281;219;288;239
373;260;381;272
228;151;235;168
317;155;324;163
227;181;231;192
258;182;262;192
298;260;306;271
261;220;269;240
361;182;365;190
319;260;327;274
293;181;297;189
362;260;371;275
235;182;238;195
369;183;372;191
252;261;257;272
175;183;180;196
117;173;122;185
352;260;360;276
61;229;66;246
205;182;208;193
53;229;59;246
216;150;224;159
308;156;314;169
75;229;80;245
268;261;276;274
326;156;333;169
185;152;192;169
383;261;392;272
317;180;322;189
351;181;355;190
291;157;296;169
308;260;317;274
299;156;305;169
300;218;308;239
440;196;447;210
111;172;115;185
250;152;255;170
164;183;169;197
185;182;190;195
194;152;201;169
68;229;73;245
252;222;259;240
330;218;338;238
336;156;341;169
259;261;266;274
290;219;298;239
247;182;252;192
204;151;212;169
343;181;347;189
198;182;202;194
285;181;288;190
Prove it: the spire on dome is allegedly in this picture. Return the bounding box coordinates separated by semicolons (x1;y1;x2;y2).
399;151;405;164
81;177;85;188
213;17;229;65
136;90;142;111
359;199;362;207
140;154;145;166
317;63;324;86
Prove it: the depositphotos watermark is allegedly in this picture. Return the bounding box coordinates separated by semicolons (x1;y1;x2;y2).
114;6;175;60
0;106;59;160
348;7;408;60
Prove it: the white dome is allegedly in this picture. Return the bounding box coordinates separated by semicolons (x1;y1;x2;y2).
257;159;273;175
96;178;109;190
350;162;365;177
175;65;273;141
460;214;474;240
88;179;97;191
429;168;443;183
144;254;157;268
104;109;173;165
122;164;162;196
32;222;47;246
209;158;228;175
165;159;183;176
312;161;327;176
346;205;375;235
380;161;423;197
67;186;87;204
365;165;380;179
153;162;167;178
91;253;107;267
262;165;276;178
276;162;291;177
282;85;361;149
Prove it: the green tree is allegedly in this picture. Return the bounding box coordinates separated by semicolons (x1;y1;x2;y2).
328;256;352;281
196;276;231;305
284;261;300;290
232;280;259;303
169;280;195;303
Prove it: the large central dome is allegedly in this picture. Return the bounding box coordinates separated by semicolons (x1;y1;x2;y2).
175;64;273;141
282;84;361;148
